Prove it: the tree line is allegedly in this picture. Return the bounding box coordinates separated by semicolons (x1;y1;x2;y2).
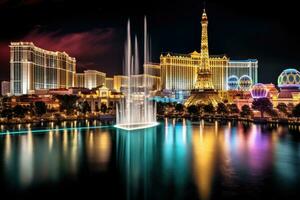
0;95;110;119
156;98;300;118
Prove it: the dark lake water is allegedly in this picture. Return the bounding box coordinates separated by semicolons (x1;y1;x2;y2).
1;119;300;200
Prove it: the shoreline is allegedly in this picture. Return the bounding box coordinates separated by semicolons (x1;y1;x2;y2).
0;115;116;125
158;115;300;125
1;114;299;126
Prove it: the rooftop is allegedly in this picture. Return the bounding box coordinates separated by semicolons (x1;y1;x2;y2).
229;59;258;63
10;42;76;61
160;52;228;58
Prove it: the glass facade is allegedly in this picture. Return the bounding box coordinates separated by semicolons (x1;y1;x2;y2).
113;75;128;92
10;42;76;95
227;60;258;90
84;70;106;89
105;78;114;90
75;73;85;88
1;81;10;96
144;63;161;77
160;52;229;91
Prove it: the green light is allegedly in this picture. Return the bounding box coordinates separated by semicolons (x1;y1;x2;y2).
0;125;113;136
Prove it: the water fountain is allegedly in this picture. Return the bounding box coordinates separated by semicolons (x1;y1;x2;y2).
114;17;158;131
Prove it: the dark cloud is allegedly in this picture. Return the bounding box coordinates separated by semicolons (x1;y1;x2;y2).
1;0;300;84
0;27;123;80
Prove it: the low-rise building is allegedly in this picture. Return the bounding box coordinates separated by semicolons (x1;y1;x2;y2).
78;85;123;111
1;81;10;96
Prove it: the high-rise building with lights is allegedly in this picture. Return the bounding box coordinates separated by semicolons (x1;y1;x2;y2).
227;60;258;90
84;70;106;89
211;55;229;91
10;42;76;95
143;63;161;91
113;75;128;92
144;63;161;77
113;74;160;93
160;52;229;92
75;73;85;88
131;74;161;91
105;77;114;90
1;81;10;96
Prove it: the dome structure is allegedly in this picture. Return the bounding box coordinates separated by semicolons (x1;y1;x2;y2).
250;83;268;98
238;75;252;91
278;68;300;88
227;75;239;90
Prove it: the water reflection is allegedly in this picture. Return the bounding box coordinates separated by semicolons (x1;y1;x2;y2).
116;127;157;199
0;125;112;190
192;123;216;200
86;130;111;171
1;121;300;199
115;120;300;199
19;131;33;186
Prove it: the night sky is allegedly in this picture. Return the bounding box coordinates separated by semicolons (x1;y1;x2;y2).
1;0;300;84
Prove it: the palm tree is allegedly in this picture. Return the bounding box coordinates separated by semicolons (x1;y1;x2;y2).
156;102;165;115
228;104;240;114
217;102;229;115
175;103;184;113
56;95;79;114
252;98;273;118
79;101;91;114
277;103;287;114
1;108;13;119
240;105;251;117
187;105;199;116
197;103;206;115
13;105;26;118
100;103;108;114
34;101;47;116
292;103;300;117
204;103;215;114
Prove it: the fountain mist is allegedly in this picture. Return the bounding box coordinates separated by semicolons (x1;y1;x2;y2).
115;17;158;131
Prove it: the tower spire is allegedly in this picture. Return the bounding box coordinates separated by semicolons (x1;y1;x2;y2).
194;7;214;90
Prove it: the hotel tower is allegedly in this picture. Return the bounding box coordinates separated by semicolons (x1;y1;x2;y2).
10;42;76;95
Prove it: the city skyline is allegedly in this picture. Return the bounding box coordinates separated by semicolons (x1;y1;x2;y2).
2;2;300;200
0;0;300;84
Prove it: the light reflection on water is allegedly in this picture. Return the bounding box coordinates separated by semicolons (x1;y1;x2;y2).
1;120;300;199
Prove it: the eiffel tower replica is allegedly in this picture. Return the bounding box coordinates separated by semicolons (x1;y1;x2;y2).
185;8;221;107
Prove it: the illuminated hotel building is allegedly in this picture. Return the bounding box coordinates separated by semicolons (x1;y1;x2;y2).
160;52;197;91
113;74;160;92
75;73;84;88
143;63;161;91
143;74;161;91
113;75;128;92
227;60;258;90
1;81;10;96
84;70;106;89
75;72;111;90
144;63;161;77
160;52;229;91
105;77;114;90
10;42;76;95
210;55;229;91
131;74;161;91
78;85;123;110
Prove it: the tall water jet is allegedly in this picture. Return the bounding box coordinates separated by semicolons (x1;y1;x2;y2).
144;16;148;64
115;18;158;131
